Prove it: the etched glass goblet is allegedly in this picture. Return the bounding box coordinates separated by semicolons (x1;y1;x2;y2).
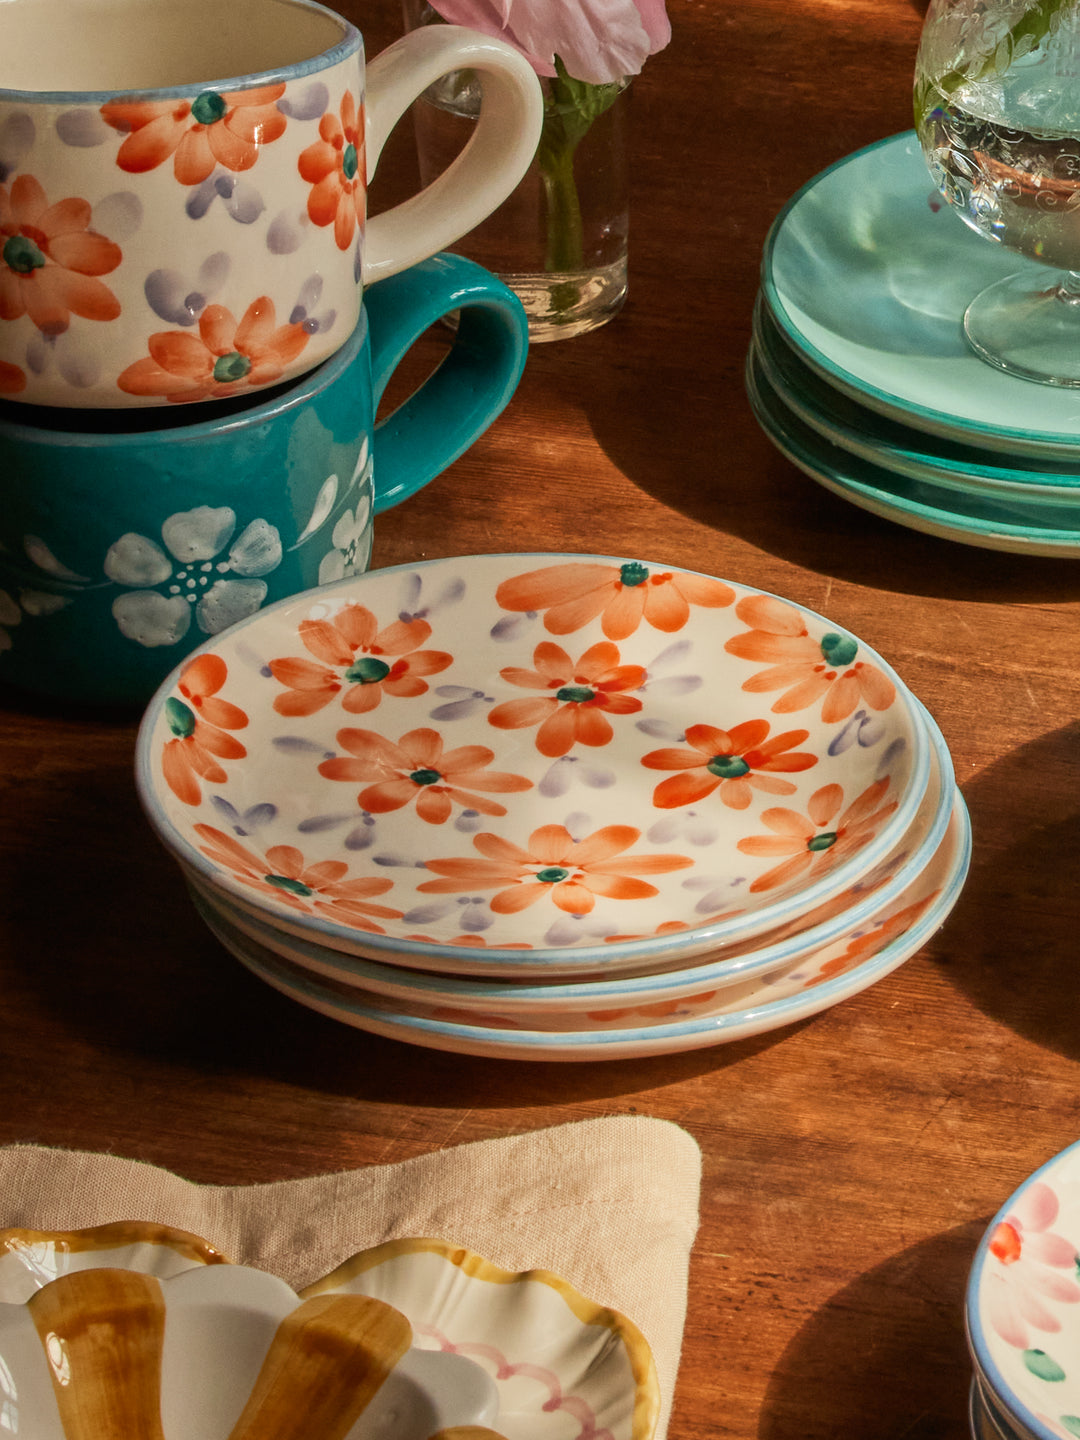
915;0;1080;385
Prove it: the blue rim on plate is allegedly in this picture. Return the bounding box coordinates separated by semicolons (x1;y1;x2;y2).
209;795;971;1060
761;131;1080;460
745;343;1080;556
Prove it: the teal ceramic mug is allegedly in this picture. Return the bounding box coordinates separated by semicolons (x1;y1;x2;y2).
0;252;528;705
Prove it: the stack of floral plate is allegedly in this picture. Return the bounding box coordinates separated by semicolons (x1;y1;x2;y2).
965;1138;1080;1440
136;552;970;1061
748;130;1080;558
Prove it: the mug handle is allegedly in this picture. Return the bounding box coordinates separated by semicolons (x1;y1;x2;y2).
364;252;529;514
362;25;544;284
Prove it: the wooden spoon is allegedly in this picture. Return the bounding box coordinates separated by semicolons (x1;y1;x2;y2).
226;1291;412;1440
27;1267;168;1440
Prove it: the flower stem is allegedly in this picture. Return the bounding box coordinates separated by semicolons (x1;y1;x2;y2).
538;139;585;272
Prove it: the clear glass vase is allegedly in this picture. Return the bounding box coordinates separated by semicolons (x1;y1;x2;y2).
401;0;630;341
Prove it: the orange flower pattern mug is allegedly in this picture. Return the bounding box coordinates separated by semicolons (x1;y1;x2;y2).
0;0;543;407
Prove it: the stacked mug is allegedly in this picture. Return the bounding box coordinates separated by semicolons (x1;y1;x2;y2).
0;0;544;703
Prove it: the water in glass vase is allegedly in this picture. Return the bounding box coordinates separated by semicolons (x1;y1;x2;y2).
410;67;631;340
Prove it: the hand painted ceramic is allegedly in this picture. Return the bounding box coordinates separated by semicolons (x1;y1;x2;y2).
0;1225;659;1440
745;344;1080;559
0;1260;501;1439
180;700;955;1011
190;777;963;1034
966;1136;1080;1440
761;131;1080;460
209;796;971;1060
136;552;934;978
0;0;543;407
0;254;528;706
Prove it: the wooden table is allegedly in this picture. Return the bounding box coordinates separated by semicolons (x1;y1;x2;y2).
3;1;1079;1435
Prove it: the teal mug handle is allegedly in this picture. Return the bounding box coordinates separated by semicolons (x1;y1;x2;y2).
363;252;529;515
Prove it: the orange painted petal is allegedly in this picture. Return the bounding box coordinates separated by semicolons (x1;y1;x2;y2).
641;580;690;633
602;693;643;715
471;833;536;865
820;671;861;723
193;725;245;760
38;194;90;234
316;757;367;783
771;674;836;714
340;90;358;135
162;740;201;804
199;304;239;356
420;855;521;883
568;707;614;749
600;583;646;640
10;173;48;223
575;639;622;675
208;122;258;172
235;295;276;353
747;853;813;893
727;633;818;665
115;113;186;172
357;778;421;812
578;873;660;901
193;824;263;871
263;844;306;879
45;229;122;277
600;853;694;876
641;746;704;774
148;330;215;378
526;823;576;865
535;706;582;758
269;655;338;691
182;653;227;697
756;726;810;757
748;774;798;796
225;104;288;145
673;573;735;609
551;880;597;913
498;667;553;692
371;616;431;653
415;788;453;823
856;664;896;711
299;859;350;887
489;881;548;914
570;824;641;864
21;272;71;333
333;190;356;250
448;769;532;796
299;141;339;187
531;640;574;677
117;359;200;398
341;684;384;714
757;805;816;839
838;778;891;829
808;783;845;827
735;593;807;636
48;269;120;323
273;687;337;717
224;82;287;108
334;727;410;768
173;127;216;185
330;604;379;650
489;697;556;732
496;562;616;614
720;777;753;809
437;743;496;774
297;618;356;666
394;650;451;678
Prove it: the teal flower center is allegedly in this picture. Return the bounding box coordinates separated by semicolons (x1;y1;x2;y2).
164;696;196;739
3;234;46;275
264;874;313;897
191;90;228;125
410;768;442;786
342;142;359;180
345;656;391;684
820;632;858;667
556;685;595;704
707;754;750;779
536;866;570;884
807;831;838;852
213;351;252;383
619;561;648;588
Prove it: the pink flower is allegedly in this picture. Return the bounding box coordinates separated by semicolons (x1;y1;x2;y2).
427;0;670;84
983;1180;1080;1350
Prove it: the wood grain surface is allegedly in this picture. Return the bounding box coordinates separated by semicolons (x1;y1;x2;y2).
3;2;1079;1437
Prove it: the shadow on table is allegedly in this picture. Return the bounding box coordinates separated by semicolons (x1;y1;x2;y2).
0;748;811;1106
930;721;1080;1063
561;329;1080;607
757;1220;981;1440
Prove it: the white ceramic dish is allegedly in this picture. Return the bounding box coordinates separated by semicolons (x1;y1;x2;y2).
762;130;1080;460
0;1224;658;1440
745;346;1080;559
214;795;970;1059
194;781;963;1033
966;1136;1080;1440
136;553;932;978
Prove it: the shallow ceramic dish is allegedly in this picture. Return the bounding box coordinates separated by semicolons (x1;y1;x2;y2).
746;348;1080;559
195;784;963;1033
0;1224;658;1440
217;794;970;1059
0;1260;497;1439
966;1136;1080;1440
136;553;932;979
762;130;1080;460
184;703;954;1015
754;300;1080;504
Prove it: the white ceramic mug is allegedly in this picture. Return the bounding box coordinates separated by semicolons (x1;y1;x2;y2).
0;0;543;407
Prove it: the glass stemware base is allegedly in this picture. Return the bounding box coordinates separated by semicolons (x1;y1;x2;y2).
963;269;1080;387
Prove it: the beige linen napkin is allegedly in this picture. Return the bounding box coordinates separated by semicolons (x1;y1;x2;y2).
0;1115;701;1439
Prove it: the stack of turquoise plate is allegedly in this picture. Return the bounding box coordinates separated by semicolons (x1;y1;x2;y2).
749;130;1080;558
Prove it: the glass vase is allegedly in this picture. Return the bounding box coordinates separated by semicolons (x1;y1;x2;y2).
401;0;630;341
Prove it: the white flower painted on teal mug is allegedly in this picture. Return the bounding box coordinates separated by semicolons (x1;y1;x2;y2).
105;505;282;648
317;493;372;585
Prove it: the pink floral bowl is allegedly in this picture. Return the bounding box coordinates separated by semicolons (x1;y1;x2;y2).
135;553;934;979
966;1138;1080;1440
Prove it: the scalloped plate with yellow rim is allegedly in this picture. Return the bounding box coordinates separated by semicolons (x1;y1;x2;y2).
0;1223;659;1440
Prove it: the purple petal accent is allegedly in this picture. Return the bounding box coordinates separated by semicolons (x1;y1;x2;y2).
225;181;265;224
145;270;203;325
267;208;306;254
55;107;112;146
277;81;329;120
271;735;328;753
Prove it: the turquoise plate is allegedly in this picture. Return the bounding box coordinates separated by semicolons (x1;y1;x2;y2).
761;131;1080;460
754;297;1080;503
745;343;1080;557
